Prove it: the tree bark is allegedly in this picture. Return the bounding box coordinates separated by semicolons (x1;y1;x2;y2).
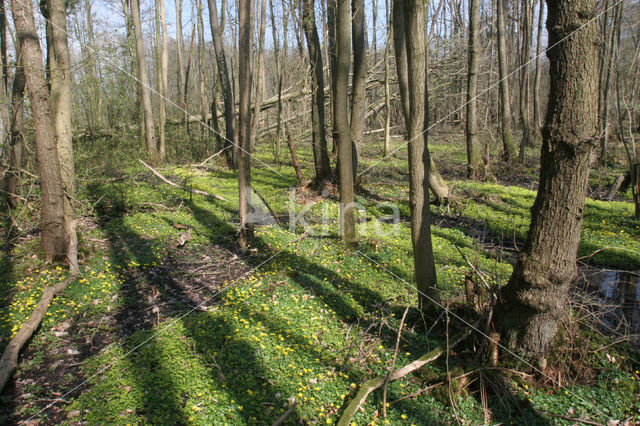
395;0;440;309
466;0;482;178
302;0;331;184
157;0;168;161
238;0;253;248
175;0;185;114
350;0;366;179
532;0;544;134
518;0;533;162
207;0;236;168
269;0;282;165
392;0;449;204
130;0;156;158
496;0;516;160
336;0;356;243
327;0;338;154
495;0;599;362
5;45;25;207
11;0;67;261
383;0;391;156
249;0;267;147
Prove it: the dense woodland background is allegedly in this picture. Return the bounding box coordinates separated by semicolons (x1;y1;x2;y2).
0;0;639;424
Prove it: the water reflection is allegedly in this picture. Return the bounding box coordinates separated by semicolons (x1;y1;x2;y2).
576;268;640;339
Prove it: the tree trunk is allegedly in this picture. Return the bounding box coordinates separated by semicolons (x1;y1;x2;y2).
394;0;440;309
336;0;356;243
175;0;185;114
350;0;366;179
269;0;282;165
130;0;156;158
496;0;516;160
46;0;76;249
383;0;391;156
207;0;236;168
327;0;338;154
11;0;67;261
392;0;449;204
250;0;266;147
532;0;544;134
196;0;208;141
157;0;168;161
495;0;599;362
518;0;533;162
466;0;482;178
5;45;25;207
302;0;331;184
286;129;305;184
238;0;253;248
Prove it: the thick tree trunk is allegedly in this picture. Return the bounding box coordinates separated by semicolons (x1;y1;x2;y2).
130;0;156;158
238;0;253;248
395;0;440;309
383;0;391;156
336;0;356;243
327;0;338;154
350;0;366;179
392;0;449;204
269;0;282;165
196;0;208;141
302;0;331;184
207;0;235;168
496;0;516;160
11;0;67;261
46;0;76;249
495;0;599;362
466;0;482;178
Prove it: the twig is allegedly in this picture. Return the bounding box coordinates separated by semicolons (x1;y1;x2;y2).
271;402;297;426
195;146;230;167
383;306;409;418
533;409;604;426
138;159;228;202
337;328;472;426
251;184;281;226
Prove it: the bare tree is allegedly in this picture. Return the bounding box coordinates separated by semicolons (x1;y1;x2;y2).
466;0;482;178
4;45;25;207
250;0;267;146
130;0;156;158
11;0;67;261
350;0;367;179
336;0;356;242
394;0;440;308
495;0;600;361
175;0;185;114
156;0;168;161
496;0;516;160
207;0;236;167
302;0;331;184
238;0;253;248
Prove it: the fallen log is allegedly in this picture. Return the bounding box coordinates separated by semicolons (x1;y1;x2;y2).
337;329;470;426
0;220;79;393
139;160;228;202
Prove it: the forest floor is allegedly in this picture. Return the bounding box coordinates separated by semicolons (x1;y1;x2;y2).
1;132;639;425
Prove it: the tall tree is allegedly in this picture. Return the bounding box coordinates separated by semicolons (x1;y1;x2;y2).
250;0;267;146
466;0;482;178
392;0;449;204
207;0;236;167
156;0;168;161
11;0;67;261
302;0;331;184
4;45;25;207
495;0;599;361
350;0;366;179
130;0;156;158
532;0;544;135
336;0;356;242
175;0;185;113
238;0;253;248
46;0;76;243
394;0;440;308
496;0;516;160
518;0;533;162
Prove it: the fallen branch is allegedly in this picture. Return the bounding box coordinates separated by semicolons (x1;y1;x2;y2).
533;409;604;426
195;146;231;167
337;329;471;425
138;160;228;202
0;220;80;393
251;185;282;226
271;402;297;426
